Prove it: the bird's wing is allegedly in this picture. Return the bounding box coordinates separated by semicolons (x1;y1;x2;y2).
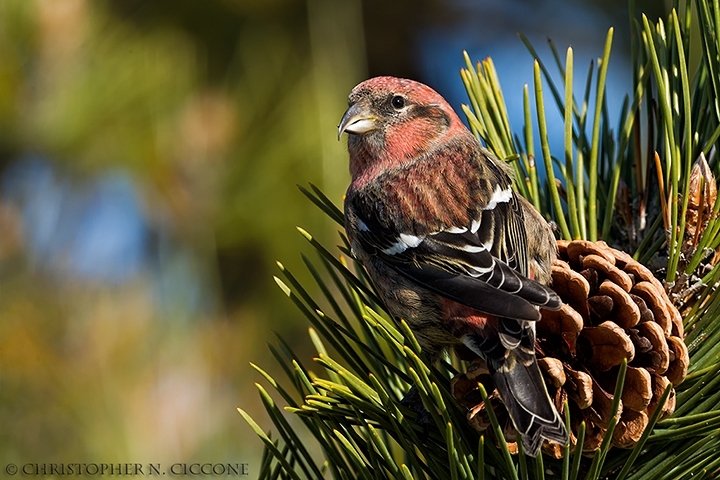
346;147;560;322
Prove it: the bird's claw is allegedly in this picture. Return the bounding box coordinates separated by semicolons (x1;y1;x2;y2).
400;385;433;443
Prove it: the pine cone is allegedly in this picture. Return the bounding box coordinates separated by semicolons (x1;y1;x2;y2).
672;153;719;312
451;240;689;457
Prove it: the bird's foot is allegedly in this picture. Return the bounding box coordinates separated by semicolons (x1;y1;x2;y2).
400;385;433;442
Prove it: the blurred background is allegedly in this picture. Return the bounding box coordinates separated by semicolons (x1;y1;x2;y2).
0;0;669;474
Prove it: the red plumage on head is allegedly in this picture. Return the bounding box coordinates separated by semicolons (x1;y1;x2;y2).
349;76;453;107
342;76;473;187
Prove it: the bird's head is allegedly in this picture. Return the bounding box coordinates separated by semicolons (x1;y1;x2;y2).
338;76;469;180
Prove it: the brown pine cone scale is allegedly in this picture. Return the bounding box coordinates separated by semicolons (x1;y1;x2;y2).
451;240;690;457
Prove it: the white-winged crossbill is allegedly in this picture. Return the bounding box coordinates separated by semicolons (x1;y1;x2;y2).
338;76;568;456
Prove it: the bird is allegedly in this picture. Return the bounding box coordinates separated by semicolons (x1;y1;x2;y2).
337;76;568;456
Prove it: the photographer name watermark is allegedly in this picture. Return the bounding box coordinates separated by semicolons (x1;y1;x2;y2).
5;462;249;477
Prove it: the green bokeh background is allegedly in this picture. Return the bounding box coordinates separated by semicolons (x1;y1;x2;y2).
0;0;364;468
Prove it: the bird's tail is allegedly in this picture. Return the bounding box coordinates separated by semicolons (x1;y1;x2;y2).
490;345;568;456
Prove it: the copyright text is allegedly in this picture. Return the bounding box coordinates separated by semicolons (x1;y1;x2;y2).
5;463;249;476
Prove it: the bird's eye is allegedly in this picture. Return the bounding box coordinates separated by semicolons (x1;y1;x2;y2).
391;95;406;109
